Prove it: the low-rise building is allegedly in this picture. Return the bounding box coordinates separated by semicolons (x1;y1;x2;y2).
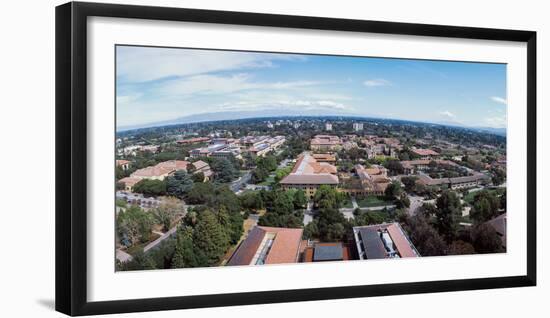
280;153;339;198
312;153;337;163
248;136;285;157
401;159;458;175
190;160;213;181
416;172;490;190
310;135;342;152
116;159;131;170
353;223;420;259
176;137;210;145
301;242;353;262
118;160;189;191
117;177;141;192
227;226;303;266
190;143;235;158
352;164;391;196
411;148;440;160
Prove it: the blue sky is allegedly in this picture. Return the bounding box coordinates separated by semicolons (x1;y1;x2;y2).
116;45;507;129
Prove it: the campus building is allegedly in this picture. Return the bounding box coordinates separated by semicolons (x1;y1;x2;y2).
116;159;130;171
416;173;490;190
280;153;339;198
410;148;440;160
351;164;392;196
227;226;303;266
118;159;212;191
353;223;420;259
310;135;342;152
301;242;353;262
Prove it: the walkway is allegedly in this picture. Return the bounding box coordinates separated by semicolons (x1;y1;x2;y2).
143;226;178;253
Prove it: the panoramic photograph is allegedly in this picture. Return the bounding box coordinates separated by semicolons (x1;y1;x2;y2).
114;45;507;271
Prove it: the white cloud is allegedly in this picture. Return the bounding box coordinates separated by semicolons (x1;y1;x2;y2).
117;46;305;82
485;115;507;128
363;79;391;87
490;96;507;105
218;99;348;112
156;74;322;96
439;110;456;119
116;93;142;105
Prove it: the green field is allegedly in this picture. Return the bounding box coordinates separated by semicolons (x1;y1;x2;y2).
356;196;393;208
463;188;505;205
340;198;353;208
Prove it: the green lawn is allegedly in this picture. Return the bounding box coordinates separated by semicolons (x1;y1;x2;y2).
356;196;393;208
463;188;505;205
257;175;275;186
459;214;472;224
340;198;353;208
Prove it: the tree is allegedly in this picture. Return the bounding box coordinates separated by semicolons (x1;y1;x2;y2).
293;189;307;209
316;207;348;241
211;158;239;183
395;193;410;209
117;251;157;271
355;210;386;226
384;181;402;200
448;240;476;255
384;159;404;175
491;167;506;185
251;166;269;184
166;170;193;199
413;182;428;196
191;171;205;183
133;179;167;197
192;210;230;265
116;205;154;246
259;190;303;228
402;214;447;256
401;176;419;193
469;190;500;224
471;223;504;254
313;185;341;209
303;221;319;240
274;166;292;183
172;226;204;268
153;197;184;231
434;190;462;241
239;191;264;212
186;182;214;204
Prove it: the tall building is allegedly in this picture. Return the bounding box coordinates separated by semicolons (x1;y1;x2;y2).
325;122;332;131
353;122;364;131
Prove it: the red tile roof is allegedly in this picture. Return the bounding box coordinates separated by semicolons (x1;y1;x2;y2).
411;149;440;156
227;226;303;266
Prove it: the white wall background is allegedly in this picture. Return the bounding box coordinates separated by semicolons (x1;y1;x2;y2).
0;0;546;317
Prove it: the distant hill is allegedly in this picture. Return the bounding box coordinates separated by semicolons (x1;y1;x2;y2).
117;109;354;131
117;109;506;137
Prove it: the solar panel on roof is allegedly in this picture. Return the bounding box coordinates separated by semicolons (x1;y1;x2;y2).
313;244;343;261
359;228;387;259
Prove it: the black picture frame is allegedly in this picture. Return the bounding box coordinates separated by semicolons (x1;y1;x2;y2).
55;1;537;316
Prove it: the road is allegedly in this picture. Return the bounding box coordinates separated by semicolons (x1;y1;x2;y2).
230;170;252;192
303;201;315;225
116;191;161;209
408;195;424;216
